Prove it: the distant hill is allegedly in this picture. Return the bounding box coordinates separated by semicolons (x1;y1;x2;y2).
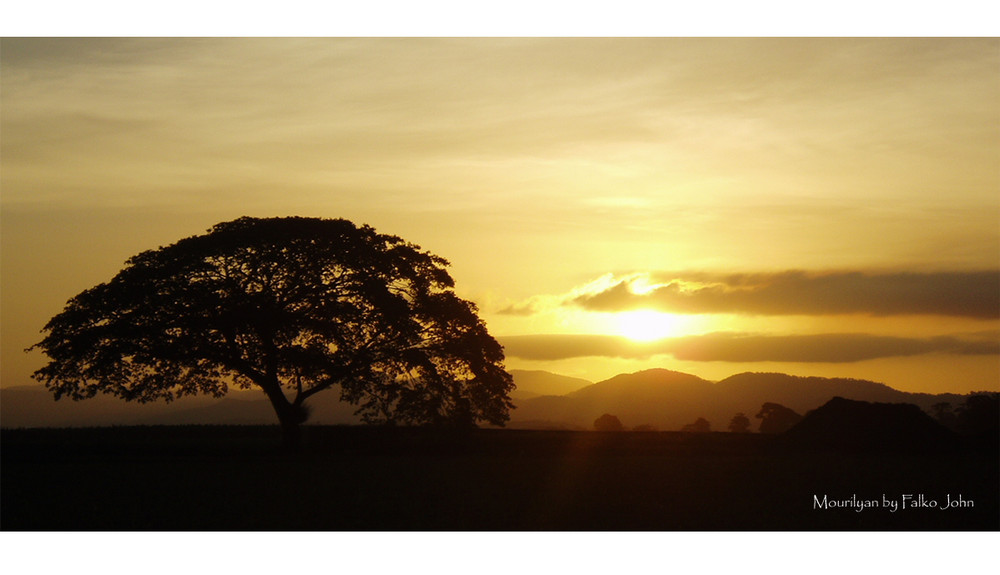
511;369;713;430
508;370;592;400
712;372;938;414
0;370;583;428
1;368;974;431
0;386;223;428
782;397;957;452
510;369;970;432
0;385;361;428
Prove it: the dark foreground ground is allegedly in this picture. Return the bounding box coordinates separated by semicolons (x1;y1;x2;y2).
2;426;997;530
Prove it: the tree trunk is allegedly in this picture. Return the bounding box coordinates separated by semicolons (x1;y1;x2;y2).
260;382;303;451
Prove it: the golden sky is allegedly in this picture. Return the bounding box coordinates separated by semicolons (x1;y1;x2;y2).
2;38;998;394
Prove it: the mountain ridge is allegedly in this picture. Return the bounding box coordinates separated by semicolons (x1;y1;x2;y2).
507;369;593;399
1;368;979;430
510;368;972;431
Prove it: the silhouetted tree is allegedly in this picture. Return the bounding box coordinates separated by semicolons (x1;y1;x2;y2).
28;217;515;448
756;402;803;434
728;412;751;433
930;401;958;430
954;393;999;436
594;413;624;431
681;417;711;433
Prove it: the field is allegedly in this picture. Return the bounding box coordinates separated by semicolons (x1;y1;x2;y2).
3;425;997;531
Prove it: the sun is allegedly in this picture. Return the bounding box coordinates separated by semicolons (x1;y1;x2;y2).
616;310;682;342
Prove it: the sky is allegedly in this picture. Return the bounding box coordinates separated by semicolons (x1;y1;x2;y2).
2;37;998;395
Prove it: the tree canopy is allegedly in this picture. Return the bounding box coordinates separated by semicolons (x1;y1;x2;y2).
29;216;515;444
755;402;803;434
728;412;751;433
593;413;624;432
681;417;711;433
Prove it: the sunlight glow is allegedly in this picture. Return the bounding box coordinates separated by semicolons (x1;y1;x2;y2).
616;310;682;342
626;274;660;295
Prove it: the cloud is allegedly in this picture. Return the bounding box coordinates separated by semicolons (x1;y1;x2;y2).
499;334;641;361
496;274;628;316
666;332;998;363
498;331;999;363
496;302;540;317
569;270;1000;319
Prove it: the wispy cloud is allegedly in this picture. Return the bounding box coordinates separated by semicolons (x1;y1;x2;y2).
499;331;999;363
496;301;541;317
666;332;998;363
4;38;997;217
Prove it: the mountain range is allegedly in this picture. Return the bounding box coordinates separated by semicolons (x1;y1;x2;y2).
509;369;971;431
0;368;975;430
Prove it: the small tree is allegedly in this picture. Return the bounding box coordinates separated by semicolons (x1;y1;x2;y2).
29;217;515;447
954;393;999;436
681;417;711;433
728;412;751;433
930;401;958;430
756;402;803;434
594;413;624;432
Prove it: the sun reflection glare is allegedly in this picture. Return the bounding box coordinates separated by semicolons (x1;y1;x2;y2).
616;310;683;341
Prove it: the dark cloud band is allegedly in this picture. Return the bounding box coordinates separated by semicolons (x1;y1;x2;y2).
571;270;1000;319
499;331;999;363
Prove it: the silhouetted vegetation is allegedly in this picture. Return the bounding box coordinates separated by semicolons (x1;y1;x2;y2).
510;369;971;433
931;401;958;430
930;393;999;445
27;217;514;448
954;393;999;436
782;397;957;453
593;413;624;431
756;402;803;434
728;412;751;433
681;417;711;433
